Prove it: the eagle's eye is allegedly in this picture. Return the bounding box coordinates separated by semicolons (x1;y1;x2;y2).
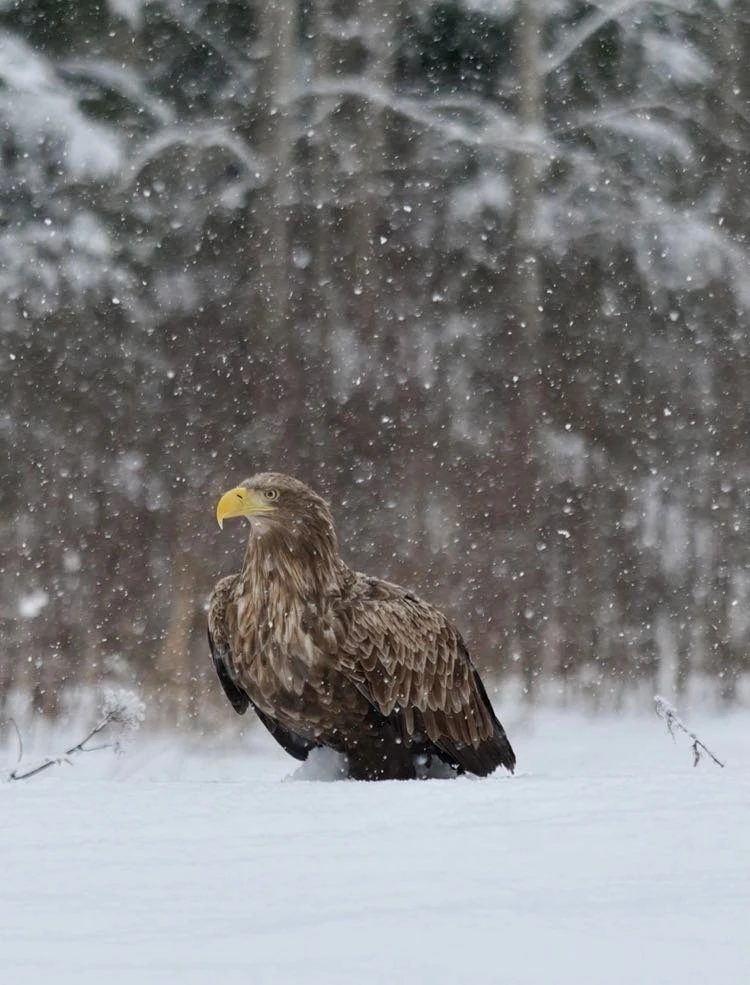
263;488;279;502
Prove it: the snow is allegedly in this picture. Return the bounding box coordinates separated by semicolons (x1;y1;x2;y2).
642;34;713;86
2;709;748;985
0;33;123;179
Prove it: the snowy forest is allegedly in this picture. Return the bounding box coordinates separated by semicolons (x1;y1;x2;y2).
1;0;748;728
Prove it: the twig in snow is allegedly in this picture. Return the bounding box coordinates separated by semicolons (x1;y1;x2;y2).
654;695;725;769
2;688;145;782
7;717;23;768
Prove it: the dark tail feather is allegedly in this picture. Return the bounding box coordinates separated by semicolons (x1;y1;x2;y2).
434;727;515;777
253;707;319;762
472;669;516;773
431;669;516;776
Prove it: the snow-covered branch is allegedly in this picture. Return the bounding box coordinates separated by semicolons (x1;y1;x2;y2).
293;80;552;158
544;0;698;75
654;695;725;769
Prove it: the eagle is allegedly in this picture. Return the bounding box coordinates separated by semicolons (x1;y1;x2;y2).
208;473;516;780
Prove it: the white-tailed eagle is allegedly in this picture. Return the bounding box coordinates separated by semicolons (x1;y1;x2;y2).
208;473;515;780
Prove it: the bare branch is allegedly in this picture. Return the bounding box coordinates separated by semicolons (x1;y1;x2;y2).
5;714;115;782
3;689;145;783
654;695;725;769
7;718;23;767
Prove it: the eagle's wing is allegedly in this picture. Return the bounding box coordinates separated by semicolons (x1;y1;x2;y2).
207;575;317;762
207;575;250;714
333;577;516;775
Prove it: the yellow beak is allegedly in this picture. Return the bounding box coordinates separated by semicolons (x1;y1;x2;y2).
215;486;272;529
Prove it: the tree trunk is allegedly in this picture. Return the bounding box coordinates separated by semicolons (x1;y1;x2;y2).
512;0;545;699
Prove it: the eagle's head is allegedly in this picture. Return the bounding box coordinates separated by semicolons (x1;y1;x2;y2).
215;472;335;546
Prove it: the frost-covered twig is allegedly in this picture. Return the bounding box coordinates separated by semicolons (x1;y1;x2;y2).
654;695;725;769
2;689;145;782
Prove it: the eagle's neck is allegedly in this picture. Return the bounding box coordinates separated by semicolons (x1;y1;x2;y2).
235;524;349;692
240;524;349;605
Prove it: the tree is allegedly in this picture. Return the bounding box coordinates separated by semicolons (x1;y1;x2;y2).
1;0;748;725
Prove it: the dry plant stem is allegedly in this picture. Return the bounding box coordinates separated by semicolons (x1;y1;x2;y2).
9;718;23;766
6;713;117;782
654;695;726;769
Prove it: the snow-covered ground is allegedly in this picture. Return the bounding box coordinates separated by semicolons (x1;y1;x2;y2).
2;708;748;985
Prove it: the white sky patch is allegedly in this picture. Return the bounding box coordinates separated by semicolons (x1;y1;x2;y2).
542;426;588;486
107;0;145;28
450;173;513;224
18;589;49;618
62;550;81;573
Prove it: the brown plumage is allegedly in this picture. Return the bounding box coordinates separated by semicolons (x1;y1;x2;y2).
208;473;516;780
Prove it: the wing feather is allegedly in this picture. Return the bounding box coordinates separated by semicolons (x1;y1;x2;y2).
207;575;250;715
334;577;515;774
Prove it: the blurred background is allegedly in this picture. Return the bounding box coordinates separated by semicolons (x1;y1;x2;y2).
1;0;748;734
